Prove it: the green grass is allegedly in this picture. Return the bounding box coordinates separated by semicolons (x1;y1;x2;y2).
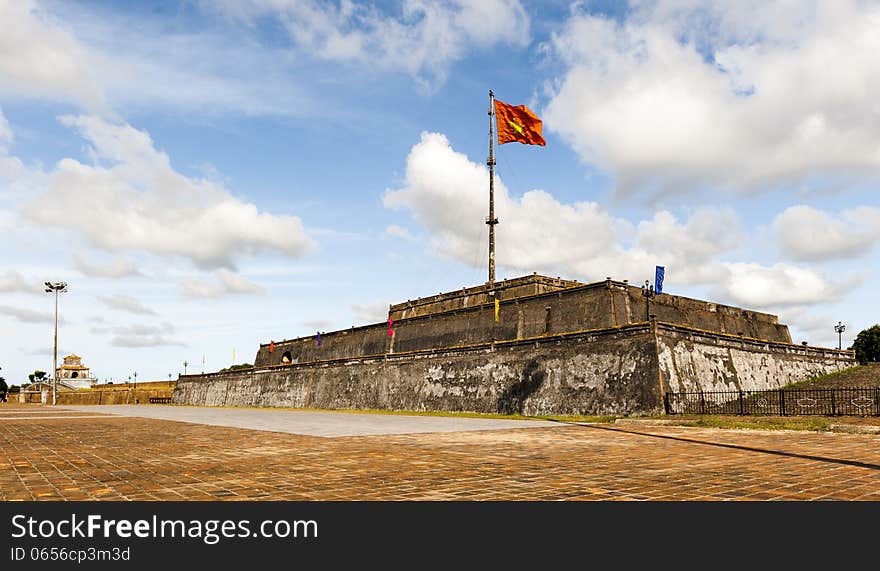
638;414;833;432
156;403;866;432
783;366;862;388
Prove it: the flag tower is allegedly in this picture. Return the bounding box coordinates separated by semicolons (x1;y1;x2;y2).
487;90;499;285
486;90;546;285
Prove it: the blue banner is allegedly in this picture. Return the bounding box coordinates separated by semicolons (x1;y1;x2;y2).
655;266;665;295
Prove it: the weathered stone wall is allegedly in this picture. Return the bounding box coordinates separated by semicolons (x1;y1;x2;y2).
57;385;175;405
389;274;582;320
656;326;852;393
625;288;790;342
16;382;176;405
254;281;791;367
178;325;662;416
177;323;855;416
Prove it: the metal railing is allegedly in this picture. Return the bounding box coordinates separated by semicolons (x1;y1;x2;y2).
664;387;880;416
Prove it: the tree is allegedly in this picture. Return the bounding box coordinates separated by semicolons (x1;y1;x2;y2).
851;325;880;365
219;363;253;372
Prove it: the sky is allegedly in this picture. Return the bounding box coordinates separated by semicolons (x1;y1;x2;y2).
1;0;878;385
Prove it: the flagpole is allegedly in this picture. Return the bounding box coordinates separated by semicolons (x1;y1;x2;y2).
487;90;498;285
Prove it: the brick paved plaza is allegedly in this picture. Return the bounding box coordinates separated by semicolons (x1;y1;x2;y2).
1;404;878;501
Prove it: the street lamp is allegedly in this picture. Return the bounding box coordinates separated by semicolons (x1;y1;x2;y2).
132;371;138;384
640;280;655;321
44;281;68;406
834;321;846;350
183;360;188;375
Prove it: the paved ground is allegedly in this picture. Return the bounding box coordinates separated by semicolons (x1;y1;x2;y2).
54;405;559;437
1;404;878;501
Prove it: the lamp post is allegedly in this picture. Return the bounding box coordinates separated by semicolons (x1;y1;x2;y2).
834;321;846;350
44;281;68;406
132;371;138;384
640;280;655;321
183;360;188;375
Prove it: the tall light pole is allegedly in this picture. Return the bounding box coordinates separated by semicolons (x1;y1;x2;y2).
44;281;68;406
834;321;846;350
183;360;188;375
641;280;655;321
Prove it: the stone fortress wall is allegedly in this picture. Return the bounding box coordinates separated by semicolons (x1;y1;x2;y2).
175;323;851;416
252;277;791;368
174;275;853;416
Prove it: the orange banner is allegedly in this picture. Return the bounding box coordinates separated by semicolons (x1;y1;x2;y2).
493;99;546;146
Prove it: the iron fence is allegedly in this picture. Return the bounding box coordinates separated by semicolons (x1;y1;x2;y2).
664;387;880;417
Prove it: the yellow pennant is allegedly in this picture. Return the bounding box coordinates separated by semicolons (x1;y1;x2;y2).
494;298;500;322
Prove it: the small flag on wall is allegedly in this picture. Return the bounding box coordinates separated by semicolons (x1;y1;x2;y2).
655;266;665;295
269;340;275;353
388;317;394;337
494;298;500;322
317;332;322;347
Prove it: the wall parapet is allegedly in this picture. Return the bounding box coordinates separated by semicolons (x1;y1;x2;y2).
186;322;656;381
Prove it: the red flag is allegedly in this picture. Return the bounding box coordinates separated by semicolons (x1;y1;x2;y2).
269;340;275;353
388;317;394;337
493;98;546;146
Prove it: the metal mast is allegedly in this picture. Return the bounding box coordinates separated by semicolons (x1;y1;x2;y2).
44;281;68;405
487;90;499;284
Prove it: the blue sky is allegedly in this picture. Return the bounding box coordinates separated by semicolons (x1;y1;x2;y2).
1;0;878;385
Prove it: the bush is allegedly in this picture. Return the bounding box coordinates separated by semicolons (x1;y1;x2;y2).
851;325;880;364
219;363;253;372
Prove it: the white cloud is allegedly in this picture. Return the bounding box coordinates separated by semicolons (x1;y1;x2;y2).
384;132;736;284
180;269;266;298
385;131;859;309
778;307;847;347
351;301;388;323
23;116;314;269
302;318;333;331
385;224;414;240
0;1;321;118
0;108;34;189
716;263;860;309
543;0;880;196
90;321;183;348
209;0;530;90
23;346;71;356
97;294;157;315
0;305;54;323
0;0;106;110
0;271;46;295
72;254;141;278
0;110;11;148
774;205;880;261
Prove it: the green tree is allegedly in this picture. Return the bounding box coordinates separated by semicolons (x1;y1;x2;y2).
219;363;253;372
28;370;47;383
851;325;880;364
